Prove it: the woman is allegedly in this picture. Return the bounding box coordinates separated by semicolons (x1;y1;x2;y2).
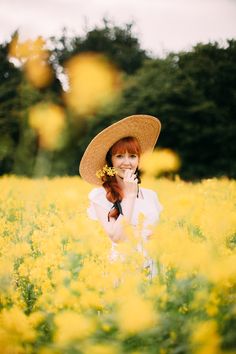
79;114;163;279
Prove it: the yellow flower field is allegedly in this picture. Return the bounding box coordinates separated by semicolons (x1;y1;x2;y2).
0;175;236;354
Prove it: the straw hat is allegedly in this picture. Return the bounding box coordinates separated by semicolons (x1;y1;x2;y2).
79;114;161;185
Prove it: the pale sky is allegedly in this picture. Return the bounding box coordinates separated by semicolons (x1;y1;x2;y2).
1;0;236;56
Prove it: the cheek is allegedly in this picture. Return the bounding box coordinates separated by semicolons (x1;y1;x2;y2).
111;157;119;167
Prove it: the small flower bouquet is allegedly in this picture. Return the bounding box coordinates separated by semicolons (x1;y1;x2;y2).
96;164;117;179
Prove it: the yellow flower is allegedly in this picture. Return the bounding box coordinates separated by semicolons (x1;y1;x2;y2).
140;148;181;177
9;35;45;60
79;290;103;311
191;320;221;354
24;56;53;88
116;293;157;334
83;343;120;354
8;35;53;88
0;174;236;351
29;102;66;150
64;52;122;116
96;164;117;179
54;311;96;344
0;307;36;348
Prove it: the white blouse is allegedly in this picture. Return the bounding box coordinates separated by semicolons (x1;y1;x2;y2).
87;186;163;276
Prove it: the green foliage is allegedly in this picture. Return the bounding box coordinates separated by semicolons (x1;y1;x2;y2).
0;24;235;179
50;20;148;74
110;41;236;180
0;42;22;173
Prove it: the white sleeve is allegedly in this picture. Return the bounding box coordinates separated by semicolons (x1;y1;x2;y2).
153;191;163;214
87;188;99;220
87;201;98;220
87;188;110;220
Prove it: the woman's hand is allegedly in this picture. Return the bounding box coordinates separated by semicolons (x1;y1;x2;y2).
123;169;138;197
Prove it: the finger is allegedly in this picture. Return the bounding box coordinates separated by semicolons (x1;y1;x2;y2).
124;169;133;179
130;172;136;180
129;171;137;180
128;169;136;177
126;177;138;184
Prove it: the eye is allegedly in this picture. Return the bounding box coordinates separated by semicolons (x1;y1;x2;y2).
115;154;123;158
130;154;137;158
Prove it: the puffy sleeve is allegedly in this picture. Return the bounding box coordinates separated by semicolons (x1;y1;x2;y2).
140;189;163;241
87;190;98;220
145;190;163;225
153;191;163;216
87;188;110;220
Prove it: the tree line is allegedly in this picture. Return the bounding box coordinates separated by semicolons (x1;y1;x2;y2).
0;21;235;180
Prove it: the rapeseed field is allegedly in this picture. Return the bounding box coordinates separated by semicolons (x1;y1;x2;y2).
0;175;236;354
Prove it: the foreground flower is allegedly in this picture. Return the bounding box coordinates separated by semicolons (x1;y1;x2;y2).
140;148;181;177
64;52;122;116
29;103;66;150
54;311;96;344
116;293;157;334
8;35;53;88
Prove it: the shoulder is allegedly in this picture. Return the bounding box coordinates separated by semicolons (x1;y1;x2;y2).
88;187;105;200
140;187;163;211
88;187;112;210
140;187;157;198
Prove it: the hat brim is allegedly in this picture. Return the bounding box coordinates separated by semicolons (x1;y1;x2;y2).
79;114;161;185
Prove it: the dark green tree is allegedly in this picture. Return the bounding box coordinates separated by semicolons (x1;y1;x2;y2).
0;35;66;176
1;25;236;180
0;41;22;174
50;20;148;75
107;40;236;180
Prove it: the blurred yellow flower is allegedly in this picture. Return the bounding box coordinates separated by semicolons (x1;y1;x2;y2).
79;290;103;311
0;307;36;349
83;343;120;354
9;35;53;88
140;148;181;177
29;103;65;150
116;293;157;334
191;320;221;354
24;56;53;88
54;311;96;344
64;52;122;115
9;35;45;59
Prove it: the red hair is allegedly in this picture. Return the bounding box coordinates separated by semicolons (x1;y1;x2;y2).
109;136;141;156
102;137;141;220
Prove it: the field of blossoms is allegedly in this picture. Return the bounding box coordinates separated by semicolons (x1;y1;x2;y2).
0;175;236;354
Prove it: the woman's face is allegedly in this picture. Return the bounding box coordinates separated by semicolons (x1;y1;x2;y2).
111;151;139;179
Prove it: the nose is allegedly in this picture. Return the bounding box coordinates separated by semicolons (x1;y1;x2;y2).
123;155;131;165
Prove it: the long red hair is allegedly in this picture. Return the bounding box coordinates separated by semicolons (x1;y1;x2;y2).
102;136;141;220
